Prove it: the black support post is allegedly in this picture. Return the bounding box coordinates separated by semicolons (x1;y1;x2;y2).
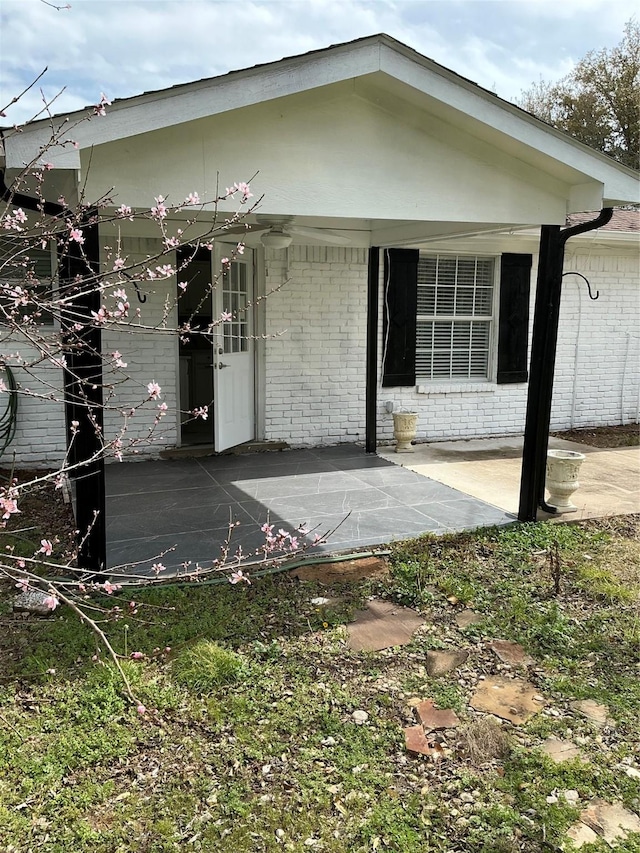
1;171;107;574
518;209;613;521
365;247;380;453
62;211;107;576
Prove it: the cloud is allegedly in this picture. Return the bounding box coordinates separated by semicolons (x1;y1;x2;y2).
0;0;632;124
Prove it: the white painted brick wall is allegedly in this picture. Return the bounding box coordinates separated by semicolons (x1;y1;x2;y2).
3;236;638;464
378;245;639;443
100;236;179;459
1;233;179;467
263;245;369;446
1;338;66;467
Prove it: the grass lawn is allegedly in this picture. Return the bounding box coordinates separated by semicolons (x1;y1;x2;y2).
1;517;639;852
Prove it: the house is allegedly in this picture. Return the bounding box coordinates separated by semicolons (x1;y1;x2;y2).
1;34;639;471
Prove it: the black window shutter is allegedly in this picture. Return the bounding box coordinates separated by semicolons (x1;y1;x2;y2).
497;253;532;384
382;248;419;387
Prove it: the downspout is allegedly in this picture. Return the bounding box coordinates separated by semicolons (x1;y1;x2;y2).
1;169;106;575
518;208;613;522
365;247;380;453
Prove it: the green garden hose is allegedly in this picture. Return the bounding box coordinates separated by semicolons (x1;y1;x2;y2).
0;365;18;459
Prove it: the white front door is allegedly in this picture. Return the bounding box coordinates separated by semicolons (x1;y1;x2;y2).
212;247;255;452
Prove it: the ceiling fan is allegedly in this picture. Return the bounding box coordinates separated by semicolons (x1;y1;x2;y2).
223;217;352;248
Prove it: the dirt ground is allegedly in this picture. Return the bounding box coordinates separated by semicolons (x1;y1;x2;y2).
0;468;77;560
552;423;640;448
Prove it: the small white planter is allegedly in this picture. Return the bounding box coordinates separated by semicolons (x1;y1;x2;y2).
546;449;586;513
393;412;418;453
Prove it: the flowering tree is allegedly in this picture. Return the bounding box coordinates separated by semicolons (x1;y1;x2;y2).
0;80;328;708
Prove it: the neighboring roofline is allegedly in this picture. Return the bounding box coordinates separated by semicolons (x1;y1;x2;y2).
2;33;638;203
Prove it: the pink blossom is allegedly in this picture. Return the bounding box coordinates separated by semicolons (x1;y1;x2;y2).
236;242;245;255
164;236;180;250
69;228;84;244
17;558;25;569
137;704;147;715
38;539;53;557
150;196;167;220
155;264;174;278
229;569;251;585
130;651;144;660
44;595;58;611
192;405;208;420
221;257;230;268
113;258;125;271
184;192;200;205
103;580;118;594
151;563;165;575
116;204;133;220
177;281;188;291
157;402;168;414
225;182;253;201
15;578;29;592
112;351;127;368
261;522;273;535
94;93;111;117
220;310;233;322
2;208;28;231
112;288;128;300
147;381;162;400
9;286;29;307
91;306;108;324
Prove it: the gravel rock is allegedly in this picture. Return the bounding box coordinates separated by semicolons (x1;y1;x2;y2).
13;589;56;616
352;710;369;724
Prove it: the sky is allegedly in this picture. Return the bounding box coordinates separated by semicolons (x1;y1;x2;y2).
0;0;635;125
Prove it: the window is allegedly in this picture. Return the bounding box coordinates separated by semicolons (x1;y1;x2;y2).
222;261;249;354
416;254;495;380
382;248;532;388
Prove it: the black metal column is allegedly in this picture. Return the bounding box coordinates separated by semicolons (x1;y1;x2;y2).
365;247;380;454
62;211;106;576
518;226;563;520
518;209;613;521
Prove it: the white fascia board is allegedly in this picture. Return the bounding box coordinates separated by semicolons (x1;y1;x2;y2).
3;41;383;170
378;44;640;206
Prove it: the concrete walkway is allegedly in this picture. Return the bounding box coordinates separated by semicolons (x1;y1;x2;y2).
379;436;640;521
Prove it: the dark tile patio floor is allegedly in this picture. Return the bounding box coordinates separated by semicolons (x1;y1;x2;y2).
106;444;513;575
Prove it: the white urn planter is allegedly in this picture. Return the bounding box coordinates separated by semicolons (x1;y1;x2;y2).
545;449;586;513
393;412;418;453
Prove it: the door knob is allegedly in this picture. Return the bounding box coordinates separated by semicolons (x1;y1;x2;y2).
218;362;229;369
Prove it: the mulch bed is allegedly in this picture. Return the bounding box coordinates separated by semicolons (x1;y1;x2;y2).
552;423;639;448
